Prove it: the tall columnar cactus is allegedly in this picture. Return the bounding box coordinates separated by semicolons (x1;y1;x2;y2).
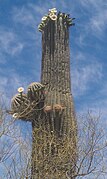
9;8;77;179
32;9;77;178
40;9;76;135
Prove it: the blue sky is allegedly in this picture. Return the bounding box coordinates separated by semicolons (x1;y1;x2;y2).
0;0;107;121
0;0;107;178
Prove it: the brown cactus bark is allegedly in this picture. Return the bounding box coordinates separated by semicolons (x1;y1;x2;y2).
31;12;77;179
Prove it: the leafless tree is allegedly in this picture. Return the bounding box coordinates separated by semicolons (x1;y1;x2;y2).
0;95;31;179
71;112;107;179
0;98;107;179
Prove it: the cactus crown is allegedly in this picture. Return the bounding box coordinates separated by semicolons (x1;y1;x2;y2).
38;8;75;32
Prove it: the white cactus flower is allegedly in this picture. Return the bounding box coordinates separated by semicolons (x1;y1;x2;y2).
49;8;57;12
42;16;47;21
18;87;24;93
51;10;57;14
49;14;57;21
13;113;18;119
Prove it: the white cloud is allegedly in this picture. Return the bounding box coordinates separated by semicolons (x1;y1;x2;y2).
90;9;107;36
12;5;42;49
72;54;103;97
75;0;107;45
12;7;36;27
79;0;106;10
0;28;24;56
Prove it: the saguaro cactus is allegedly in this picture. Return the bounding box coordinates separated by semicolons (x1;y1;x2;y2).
32;9;77;179
40;9;76;135
9;8;77;179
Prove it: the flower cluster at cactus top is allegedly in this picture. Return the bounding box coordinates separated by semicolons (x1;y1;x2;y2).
38;8;75;32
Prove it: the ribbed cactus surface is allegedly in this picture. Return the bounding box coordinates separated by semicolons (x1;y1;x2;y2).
31;9;77;179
